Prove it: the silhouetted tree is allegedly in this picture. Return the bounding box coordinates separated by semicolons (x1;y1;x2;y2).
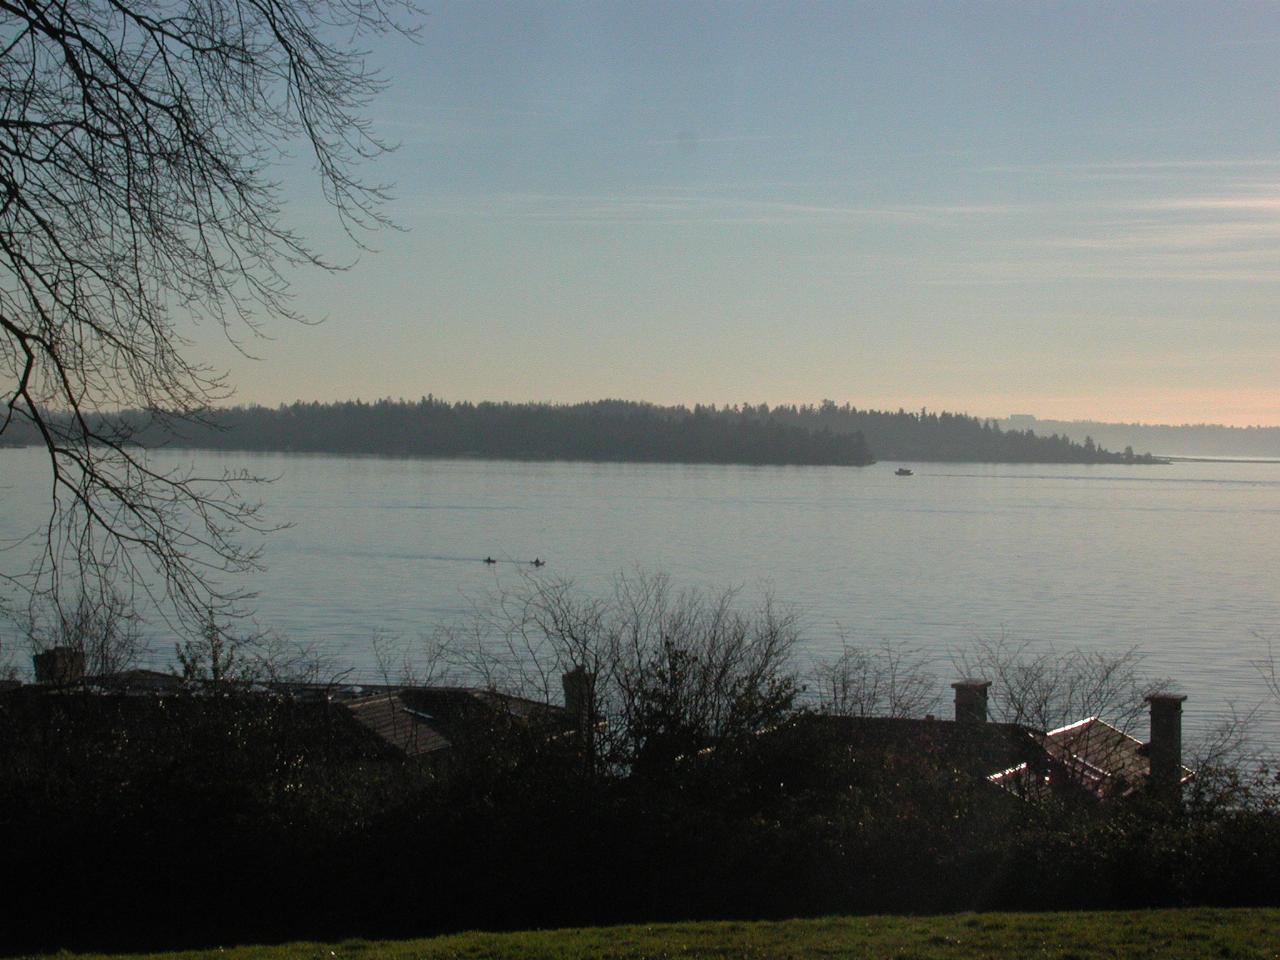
0;0;413;632
442;571;802;779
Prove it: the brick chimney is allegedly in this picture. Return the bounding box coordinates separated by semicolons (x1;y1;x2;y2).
1145;692;1187;801
562;666;595;727
952;679;991;723
33;646;85;685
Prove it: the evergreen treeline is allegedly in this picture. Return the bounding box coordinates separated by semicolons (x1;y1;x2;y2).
1;398;1163;464
998;416;1280;460
117;398;875;466
762;400;1162;463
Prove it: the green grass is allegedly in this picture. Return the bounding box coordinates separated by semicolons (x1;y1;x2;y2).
25;909;1280;960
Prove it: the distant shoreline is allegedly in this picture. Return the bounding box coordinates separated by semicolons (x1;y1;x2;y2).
1162;455;1280;464
2;439;1178;467
999;416;1280;461
0;399;1164;467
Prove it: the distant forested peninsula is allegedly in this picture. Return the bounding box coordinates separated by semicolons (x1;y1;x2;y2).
763;402;1164;463
1;398;1164;466
996;415;1280;460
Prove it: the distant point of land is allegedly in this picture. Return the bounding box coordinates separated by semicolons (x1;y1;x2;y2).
996;414;1280;461
2;398;1168;466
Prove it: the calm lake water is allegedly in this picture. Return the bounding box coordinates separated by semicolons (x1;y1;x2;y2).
3;448;1278;749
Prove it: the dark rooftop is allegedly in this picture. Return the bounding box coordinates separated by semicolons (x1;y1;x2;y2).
344;686;566;757
989;716;1195;801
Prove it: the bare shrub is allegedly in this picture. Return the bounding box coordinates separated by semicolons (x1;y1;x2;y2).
1253;640;1280;705
444;570;802;775
953;634;1164;733
175;611;343;687
25;586;147;677
1182;702;1276;814
371;629;453;688
0;633;17;682
811;641;941;718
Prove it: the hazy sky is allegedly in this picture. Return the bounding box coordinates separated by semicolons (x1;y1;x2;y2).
203;1;1280;426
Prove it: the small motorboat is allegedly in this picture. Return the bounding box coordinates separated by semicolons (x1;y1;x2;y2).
895;467;914;476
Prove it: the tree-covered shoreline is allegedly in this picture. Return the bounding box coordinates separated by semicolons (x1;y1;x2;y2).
0;398;1165;466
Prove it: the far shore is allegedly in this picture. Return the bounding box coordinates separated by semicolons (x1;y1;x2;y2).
1162;455;1280;464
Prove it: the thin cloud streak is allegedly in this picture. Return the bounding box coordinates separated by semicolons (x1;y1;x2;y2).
1041;221;1280;252
979;157;1280;174
1143;195;1280;212
922;261;1280;285
405;192;1034;226
645;134;785;146
402;177;1280;285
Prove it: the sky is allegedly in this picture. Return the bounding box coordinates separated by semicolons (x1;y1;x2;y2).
202;1;1280;426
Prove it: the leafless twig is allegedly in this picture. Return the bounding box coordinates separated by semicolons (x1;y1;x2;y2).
0;0;415;633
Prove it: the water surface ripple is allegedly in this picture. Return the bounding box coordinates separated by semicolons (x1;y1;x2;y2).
2;450;1277;751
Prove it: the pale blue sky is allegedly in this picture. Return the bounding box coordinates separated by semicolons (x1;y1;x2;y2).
203;1;1280;425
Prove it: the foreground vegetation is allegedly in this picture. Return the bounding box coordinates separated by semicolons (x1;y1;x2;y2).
19;909;1280;960
4;575;1278;953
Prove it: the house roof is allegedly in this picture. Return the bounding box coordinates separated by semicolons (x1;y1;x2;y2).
796;711;1196;804
988;716;1195;800
802;714;1047;778
91;669;187;694
0;683;388;764
343;686;566;757
5;672;564;759
344;691;453;757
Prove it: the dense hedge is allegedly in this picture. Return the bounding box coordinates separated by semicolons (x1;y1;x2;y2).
2;691;1276;954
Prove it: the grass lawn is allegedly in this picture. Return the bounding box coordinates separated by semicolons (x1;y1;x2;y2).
22;908;1280;960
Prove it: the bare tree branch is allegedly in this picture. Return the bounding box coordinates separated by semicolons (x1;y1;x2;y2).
0;0;414;631
952;633;1163;734
811;640;941;719
439;570;802;778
